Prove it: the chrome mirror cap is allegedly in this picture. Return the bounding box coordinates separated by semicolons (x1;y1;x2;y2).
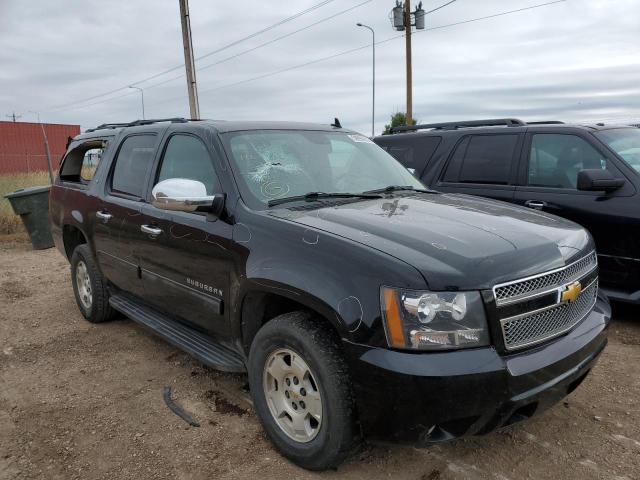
152;178;214;212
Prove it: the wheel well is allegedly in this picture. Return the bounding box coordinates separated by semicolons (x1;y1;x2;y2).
62;225;87;260
241;291;340;354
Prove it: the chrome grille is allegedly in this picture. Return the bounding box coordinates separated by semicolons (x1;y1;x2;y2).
494;252;597;305
501;279;598;351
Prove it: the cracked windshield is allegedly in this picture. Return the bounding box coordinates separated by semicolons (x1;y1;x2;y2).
223;130;424;207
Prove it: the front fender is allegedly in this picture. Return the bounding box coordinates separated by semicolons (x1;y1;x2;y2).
230;206;427;348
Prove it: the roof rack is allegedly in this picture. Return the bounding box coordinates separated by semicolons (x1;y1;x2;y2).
390;118;525;133
526;121;565;125
85;117;195;132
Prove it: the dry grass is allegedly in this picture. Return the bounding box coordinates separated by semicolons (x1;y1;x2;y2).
0;171;52;235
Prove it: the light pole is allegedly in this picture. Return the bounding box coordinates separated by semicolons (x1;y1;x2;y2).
28;110;54;183
128;85;145;119
357;23;375;138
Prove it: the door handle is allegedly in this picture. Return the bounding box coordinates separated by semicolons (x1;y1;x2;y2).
141;225;163;236
96;210;112;223
524;200;547;210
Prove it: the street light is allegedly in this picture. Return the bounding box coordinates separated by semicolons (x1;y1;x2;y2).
357;22;376;138
128;85;145;119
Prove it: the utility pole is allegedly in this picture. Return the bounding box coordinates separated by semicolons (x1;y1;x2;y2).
179;0;200;119
28;111;54;183
404;0;413;125
5;112;22;122
390;1;427;126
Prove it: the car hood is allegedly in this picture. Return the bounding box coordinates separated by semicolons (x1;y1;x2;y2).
268;193;593;290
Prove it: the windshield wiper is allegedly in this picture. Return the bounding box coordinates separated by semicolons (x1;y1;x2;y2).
268;191;383;207
363;185;439;195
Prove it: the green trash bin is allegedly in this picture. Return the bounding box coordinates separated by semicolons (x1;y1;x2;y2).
5;185;54;250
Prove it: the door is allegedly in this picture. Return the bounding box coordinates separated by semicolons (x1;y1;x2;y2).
433;133;522;203
513;132;636;292
138;133;233;336
93;134;158;297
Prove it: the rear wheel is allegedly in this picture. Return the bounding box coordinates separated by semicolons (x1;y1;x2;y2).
248;311;360;470
70;244;116;323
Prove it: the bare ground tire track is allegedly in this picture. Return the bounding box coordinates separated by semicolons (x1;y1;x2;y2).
1;244;639;480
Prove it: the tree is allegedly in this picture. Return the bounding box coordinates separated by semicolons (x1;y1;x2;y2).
382;112;417;135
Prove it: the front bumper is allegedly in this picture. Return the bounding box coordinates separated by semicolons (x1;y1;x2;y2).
343;293;611;444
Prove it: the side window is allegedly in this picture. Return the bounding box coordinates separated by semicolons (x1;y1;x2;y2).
377;137;441;175
156;135;218;195
111;135;156;197
59;139;108;183
442;135;519;185
528;134;608;189
81;148;103;181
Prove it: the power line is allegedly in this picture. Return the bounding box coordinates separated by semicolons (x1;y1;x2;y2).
425;0;457;15
43;0;338;112
417;0;566;34
129;0;340;87
52;0;567;114
156;0;567;106
141;0;376;93
192;0;338;64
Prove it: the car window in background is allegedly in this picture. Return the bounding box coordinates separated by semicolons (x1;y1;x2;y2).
223;130;424;208
528;134;608;188
442;135;518;184
80;146;104;182
111;135;156;197
595;128;640;174
378;136;441;175
157;135;218;194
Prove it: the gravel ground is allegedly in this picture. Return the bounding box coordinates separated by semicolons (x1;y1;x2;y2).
1;242;639;480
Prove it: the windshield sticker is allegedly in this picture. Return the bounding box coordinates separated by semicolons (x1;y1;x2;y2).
347;134;374;144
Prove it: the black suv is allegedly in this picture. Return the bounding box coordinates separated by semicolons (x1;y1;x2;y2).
374;119;640;303
51;118;609;470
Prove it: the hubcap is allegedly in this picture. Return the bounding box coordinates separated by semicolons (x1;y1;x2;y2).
75;261;93;311
263;348;322;443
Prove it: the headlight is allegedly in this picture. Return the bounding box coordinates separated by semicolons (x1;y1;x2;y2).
381;287;490;350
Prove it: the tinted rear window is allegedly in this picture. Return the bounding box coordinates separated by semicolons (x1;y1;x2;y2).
442;134;519;185
375;136;441;175
111;135;156;197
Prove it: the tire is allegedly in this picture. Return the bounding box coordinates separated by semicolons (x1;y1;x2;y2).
70;244;116;323
248;311;360;470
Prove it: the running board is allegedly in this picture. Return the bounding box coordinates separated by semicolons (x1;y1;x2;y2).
109;295;246;373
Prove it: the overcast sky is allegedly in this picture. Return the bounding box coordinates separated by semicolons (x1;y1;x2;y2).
1;0;639;134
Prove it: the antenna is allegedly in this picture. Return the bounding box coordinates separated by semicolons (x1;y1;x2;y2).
331;117;342;128
5;112;22;122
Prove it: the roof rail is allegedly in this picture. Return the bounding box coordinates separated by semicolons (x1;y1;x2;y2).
390;118;525;133
526;121;565;125
86;117;194;132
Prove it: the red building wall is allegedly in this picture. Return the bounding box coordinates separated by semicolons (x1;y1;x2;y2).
0;121;80;174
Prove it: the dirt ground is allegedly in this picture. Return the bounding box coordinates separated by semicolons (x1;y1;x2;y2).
1;242;639;480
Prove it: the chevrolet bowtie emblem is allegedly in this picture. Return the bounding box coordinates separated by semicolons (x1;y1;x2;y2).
561;281;582;303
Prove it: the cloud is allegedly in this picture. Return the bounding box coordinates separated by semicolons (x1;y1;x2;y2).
1;0;638;134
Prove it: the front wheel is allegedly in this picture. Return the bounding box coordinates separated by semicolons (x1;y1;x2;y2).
248;312;360;471
70;244;116;323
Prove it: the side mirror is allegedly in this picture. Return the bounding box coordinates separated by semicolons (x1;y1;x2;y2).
577;169;625;192
152;178;224;216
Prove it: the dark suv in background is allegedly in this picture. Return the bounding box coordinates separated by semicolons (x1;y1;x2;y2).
375;119;640;304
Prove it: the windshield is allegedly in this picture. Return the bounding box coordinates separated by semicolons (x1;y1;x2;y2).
220;130;425;208
595;128;640;174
